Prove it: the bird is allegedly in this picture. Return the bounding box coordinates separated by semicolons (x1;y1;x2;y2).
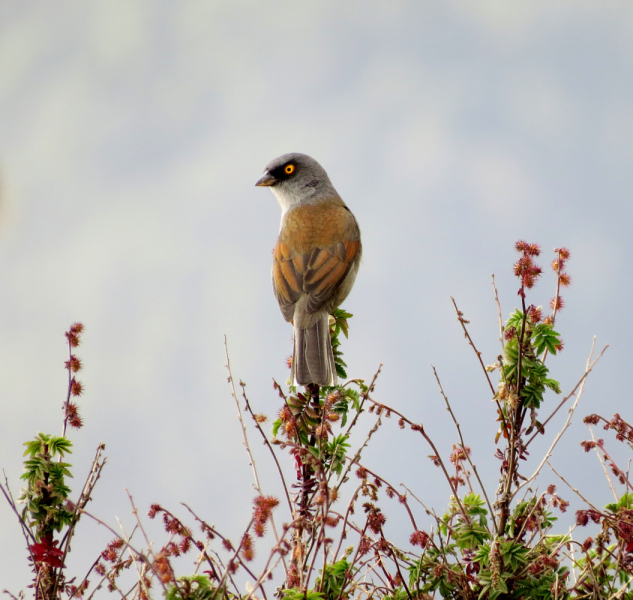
256;153;361;387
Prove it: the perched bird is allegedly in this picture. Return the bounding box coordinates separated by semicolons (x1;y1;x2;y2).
256;153;361;387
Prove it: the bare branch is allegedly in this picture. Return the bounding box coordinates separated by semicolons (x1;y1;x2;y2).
225;336;263;492
512;339;607;500
450;297;497;397
450;297;509;440
491;274;505;354
363;395;471;525
225;337;289;577
547;461;602;513
589;425;619;501
431;364;497;534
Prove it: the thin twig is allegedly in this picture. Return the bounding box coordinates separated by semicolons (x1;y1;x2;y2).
340;521;372;599
546;461;602;513
211;517;256;600
126;489;156;561
225;337;263;491
0;472;39;593
61;335;73;438
400;484;443;528
54;444;107;598
79;509;165;590
239;511;299;600
117;517;154;599
363;395;471;525
431;364;498;534
180;502;259;587
513;340;608;500
380;531;412;600
589;426;619;501
543;249;563;364
450;297;496;397
0;472;36;543
492;275;505;354
513;487;543;542
343;365;383;439
332;485;364;563
525;340;608;449
242;382;293;516
355;463;418;531
601;444;633;496
242;553;286;600
334;415;382;496
450;297;508;437
61;446;107;551
66;555;103;600
224;336;288;576
84;569;118;600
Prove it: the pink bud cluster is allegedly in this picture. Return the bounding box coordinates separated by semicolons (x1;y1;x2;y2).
514;241;542;297
550;247;571;315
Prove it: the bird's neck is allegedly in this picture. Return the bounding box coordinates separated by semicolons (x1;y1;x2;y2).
272;183;339;227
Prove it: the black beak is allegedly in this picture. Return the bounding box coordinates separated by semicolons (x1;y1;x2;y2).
255;172;277;187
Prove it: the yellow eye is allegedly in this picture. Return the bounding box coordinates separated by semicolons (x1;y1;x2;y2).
285;164;295;175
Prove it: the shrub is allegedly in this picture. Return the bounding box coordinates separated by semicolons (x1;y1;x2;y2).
6;243;631;600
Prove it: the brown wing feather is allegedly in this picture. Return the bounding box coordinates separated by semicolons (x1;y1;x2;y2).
272;238;361;321
304;239;361;313
272;254;302;321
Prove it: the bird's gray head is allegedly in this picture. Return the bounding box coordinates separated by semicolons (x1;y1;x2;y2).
255;153;338;214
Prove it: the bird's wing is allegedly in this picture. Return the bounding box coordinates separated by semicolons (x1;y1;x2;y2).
272;240;304;321
273;239;361;321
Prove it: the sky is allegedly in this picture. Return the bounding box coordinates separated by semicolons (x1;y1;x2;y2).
1;0;633;594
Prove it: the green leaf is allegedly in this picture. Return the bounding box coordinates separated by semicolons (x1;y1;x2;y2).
325;434;350;476
48;436;73;457
282;590;324;600
335;363;347;379
330;308;353;380
455;520;490;549
543;378;561;394
499;540;528;572
606;492;633;513
506;309;524;331
23;440;43;457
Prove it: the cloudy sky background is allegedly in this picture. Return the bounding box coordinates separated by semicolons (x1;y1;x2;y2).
1;0;633;593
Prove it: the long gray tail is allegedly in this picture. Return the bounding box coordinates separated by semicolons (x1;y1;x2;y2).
292;313;336;386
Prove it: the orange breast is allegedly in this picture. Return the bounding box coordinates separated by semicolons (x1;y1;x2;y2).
280;200;359;254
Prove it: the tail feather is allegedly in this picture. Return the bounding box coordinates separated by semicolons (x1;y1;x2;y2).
292;313;336;386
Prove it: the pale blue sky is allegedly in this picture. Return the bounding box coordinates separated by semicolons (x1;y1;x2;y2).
1;1;632;593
